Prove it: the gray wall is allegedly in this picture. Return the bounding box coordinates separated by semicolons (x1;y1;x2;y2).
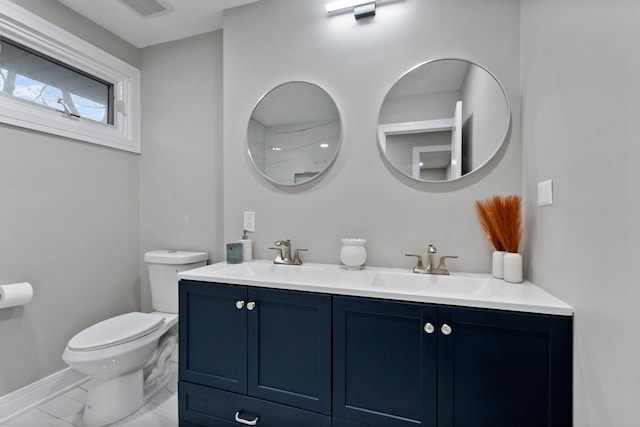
380;91;460;123
0;1;141;395
460;65;508;171
223;0;521;272
139;32;224;311
521;0;640;424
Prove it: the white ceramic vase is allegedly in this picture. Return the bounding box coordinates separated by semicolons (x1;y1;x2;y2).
503;252;523;283
340;238;367;270
492;250;505;279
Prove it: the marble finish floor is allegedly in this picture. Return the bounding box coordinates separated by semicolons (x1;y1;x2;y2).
1;363;178;427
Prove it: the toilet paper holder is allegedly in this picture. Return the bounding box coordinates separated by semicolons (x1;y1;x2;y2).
0;282;33;309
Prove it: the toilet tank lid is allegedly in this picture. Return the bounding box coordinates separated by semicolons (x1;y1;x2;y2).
144;250;208;264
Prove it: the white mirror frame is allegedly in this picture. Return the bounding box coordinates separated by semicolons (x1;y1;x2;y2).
378;58;510;183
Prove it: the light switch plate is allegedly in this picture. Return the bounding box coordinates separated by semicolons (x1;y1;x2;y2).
243;211;255;232
537;180;553;206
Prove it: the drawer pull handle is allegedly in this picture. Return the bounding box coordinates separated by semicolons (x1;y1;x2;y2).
235;411;259;425
235;300;245;310
247;301;256;311
424;322;435;334
441;323;453;336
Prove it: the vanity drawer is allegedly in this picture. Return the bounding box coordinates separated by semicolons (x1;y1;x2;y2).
179;381;332;427
333;419;373;427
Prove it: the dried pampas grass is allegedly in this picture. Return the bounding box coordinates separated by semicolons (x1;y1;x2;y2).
475;196;504;251
475;195;523;253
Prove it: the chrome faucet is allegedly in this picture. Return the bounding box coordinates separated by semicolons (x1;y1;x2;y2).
269;239;307;265
274;240;291;261
406;244;458;275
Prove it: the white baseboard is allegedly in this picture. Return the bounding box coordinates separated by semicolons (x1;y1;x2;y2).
0;367;89;424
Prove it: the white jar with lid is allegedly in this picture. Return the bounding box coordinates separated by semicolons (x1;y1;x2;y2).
340;238;367;270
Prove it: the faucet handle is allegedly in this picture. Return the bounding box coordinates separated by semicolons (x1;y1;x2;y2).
269;247;284;259
406;254;427;274
436;255;458;275
293;249;307;264
427;244;437;253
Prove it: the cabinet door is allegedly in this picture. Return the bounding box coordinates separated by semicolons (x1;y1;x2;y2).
333;296;437;427
247;287;332;415
437;306;572;427
179;281;248;394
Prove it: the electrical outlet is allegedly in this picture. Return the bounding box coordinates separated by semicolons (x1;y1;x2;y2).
537;180;553;206
243;211;255;232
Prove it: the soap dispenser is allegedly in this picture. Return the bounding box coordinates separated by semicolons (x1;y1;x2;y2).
240;230;252;262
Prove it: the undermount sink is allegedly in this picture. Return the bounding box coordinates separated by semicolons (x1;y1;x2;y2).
222;263;500;299
211;261;376;287
217;262;324;279
195;262;497;298
371;271;495;298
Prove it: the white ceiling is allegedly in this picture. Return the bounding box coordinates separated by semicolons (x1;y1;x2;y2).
252;82;339;127
56;0;261;48
388;60;471;99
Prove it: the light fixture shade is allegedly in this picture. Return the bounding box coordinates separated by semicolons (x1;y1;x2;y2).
325;0;377;13
354;3;375;19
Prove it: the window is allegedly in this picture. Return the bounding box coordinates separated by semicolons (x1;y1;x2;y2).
0;37;114;124
0;0;140;152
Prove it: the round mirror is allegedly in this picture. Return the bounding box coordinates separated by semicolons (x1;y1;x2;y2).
247;81;342;186
378;59;510;182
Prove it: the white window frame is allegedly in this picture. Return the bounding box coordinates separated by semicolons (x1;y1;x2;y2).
0;0;140;153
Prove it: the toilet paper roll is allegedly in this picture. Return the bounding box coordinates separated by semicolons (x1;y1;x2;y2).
0;282;33;309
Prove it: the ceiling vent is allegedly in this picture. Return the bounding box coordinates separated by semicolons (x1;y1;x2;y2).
118;0;174;18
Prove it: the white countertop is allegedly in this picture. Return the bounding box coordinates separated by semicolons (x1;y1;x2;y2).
178;260;573;316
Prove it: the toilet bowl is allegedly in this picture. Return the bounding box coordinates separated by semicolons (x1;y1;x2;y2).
62;312;177;426
61;250;207;427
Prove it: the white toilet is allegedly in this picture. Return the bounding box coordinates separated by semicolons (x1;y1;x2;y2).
62;250;208;427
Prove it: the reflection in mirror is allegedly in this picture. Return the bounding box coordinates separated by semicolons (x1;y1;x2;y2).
378;59;510;182
247;81;341;186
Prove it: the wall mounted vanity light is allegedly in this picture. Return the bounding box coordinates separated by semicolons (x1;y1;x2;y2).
326;0;377;19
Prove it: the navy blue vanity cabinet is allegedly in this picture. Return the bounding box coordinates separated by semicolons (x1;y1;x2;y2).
246;285;332;414
333;296;572;427
179;282;248;394
179;280;332;427
333;296;438;427
436;305;572;427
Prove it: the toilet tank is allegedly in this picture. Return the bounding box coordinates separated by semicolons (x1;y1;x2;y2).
144;250;208;313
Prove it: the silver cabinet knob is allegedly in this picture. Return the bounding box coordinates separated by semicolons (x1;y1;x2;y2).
424;323;435;334
235;300;245;310
441;324;452;336
247;301;256;311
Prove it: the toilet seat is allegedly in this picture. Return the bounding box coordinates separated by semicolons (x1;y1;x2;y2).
68;312;164;352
